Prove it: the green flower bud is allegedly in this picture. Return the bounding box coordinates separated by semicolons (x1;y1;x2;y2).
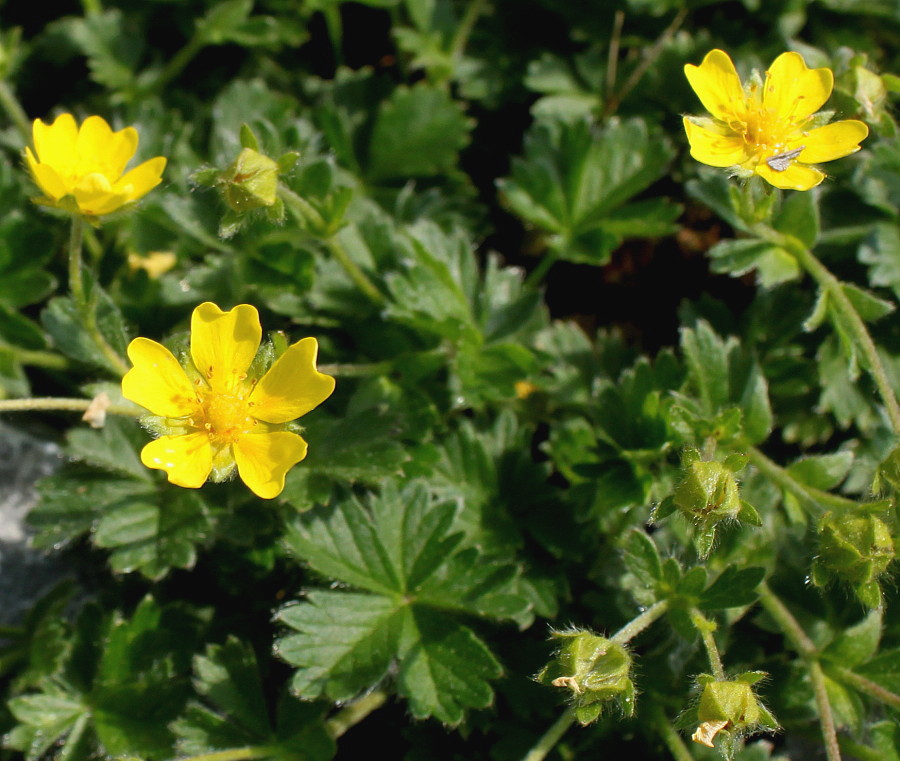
223;147;279;212
691;673;777;756
812;511;895;607
535;629;635;725
673;460;742;524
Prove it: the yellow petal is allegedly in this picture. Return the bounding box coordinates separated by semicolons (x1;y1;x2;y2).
122;337;199;417
234;431;309;499
104;125;140;179
71;172;130;216
190;303;262;395
684;49;746;121
141;433;213;488
249;337;336;424
764;52;832;122
25;148;69;199
800;120;868;163
756;161;825;190
75;115;116;174
683;118;750;167
114;156;167;202
33;114;78;172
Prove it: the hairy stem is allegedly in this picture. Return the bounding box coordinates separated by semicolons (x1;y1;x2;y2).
0;80;31;145
318;361;393;377
521;707;576;761
169;747;272;761
747;446;857;513
326;690;388;739
450;0;487;63
758;583;841;761
611;599;669;644
650;704;695;761
830;665;900;711
768;231;900;435
67;217;130;376
690;609;725;681
7;348;72;371
0;397;138;417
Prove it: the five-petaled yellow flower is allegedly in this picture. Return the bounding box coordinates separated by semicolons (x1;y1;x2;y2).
683;49;869;190
122;302;335;499
25;113;166;218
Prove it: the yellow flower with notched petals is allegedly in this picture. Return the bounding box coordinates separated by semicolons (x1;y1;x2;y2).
683;50;869;190
25;114;166;218
121;302;335;499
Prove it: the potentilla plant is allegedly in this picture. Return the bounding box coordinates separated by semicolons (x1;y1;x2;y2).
0;6;897;761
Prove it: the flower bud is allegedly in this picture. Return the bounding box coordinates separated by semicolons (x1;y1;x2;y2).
223;147;279;212
673;460;742;524
535;629;635;725
812;511;895;607
691;673;777;756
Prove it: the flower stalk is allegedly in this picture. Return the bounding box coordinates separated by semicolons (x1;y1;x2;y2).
690;609;726;681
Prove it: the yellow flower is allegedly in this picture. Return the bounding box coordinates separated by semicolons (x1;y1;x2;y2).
683;49;869;190
25;114;166;217
121;302;335;499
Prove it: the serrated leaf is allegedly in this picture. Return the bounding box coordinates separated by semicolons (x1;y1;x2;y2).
842;282;895;322
856;647;900;693
621;529;663;587
707;238;799;288
498;116;675;265
859;222;900;299
698;566;765;610
65;418;149;481
366;84;470;181
773;190;820;247
680;320;731;414
786;452;854;490
823;609;882;667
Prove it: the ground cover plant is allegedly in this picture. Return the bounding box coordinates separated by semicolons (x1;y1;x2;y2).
0;1;898;760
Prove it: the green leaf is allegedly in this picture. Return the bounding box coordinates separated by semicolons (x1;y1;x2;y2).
173;639;335;761
7;690;89;761
857;647;900;693
698;566;765;610
773;190;820;248
61;10;139;94
65;418;150;481
621;529;663;587
366;84;471;182
706;238;800;288
842;282;895;323
786;452;854;490
498;116;676;266
680;320;730;414
823;609;882;667
859;222;900;300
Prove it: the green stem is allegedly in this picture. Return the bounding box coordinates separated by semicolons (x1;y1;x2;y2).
520;707;576;761
67;217;130;376
7;348;72;371
524;250;559;290
278;185;327;230
449;0;487;62
689;609;725;681
611;599;669;644
317;361;392;377
746;446;857;513
601;7;687;119
326;690;387;739
768;231;900;435
830;665;900;711
0;397;138;417
80;0;102;15
150;34;206;94
169;747;272;761
650;704;696;761
0;80;31;145
325;237;386;306
757;584;841;761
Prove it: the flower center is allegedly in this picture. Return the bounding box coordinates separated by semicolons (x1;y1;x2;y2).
192;386;257;445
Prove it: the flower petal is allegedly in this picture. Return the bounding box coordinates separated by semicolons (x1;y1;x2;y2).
684;49;746;122
105;126;139;179
71;172;130;216
122;337;199;417
190;303;262;395
25;148;69;200
141;433;213;488
75;116;117;176
249;337;336;424
33;114;78;172
800;120;869;163
234;431;308;499
114;156;167;202
756;161;825;191
683;118;750;167
764;52;832;122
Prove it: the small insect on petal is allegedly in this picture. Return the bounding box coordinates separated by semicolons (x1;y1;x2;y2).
766;146;805;172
